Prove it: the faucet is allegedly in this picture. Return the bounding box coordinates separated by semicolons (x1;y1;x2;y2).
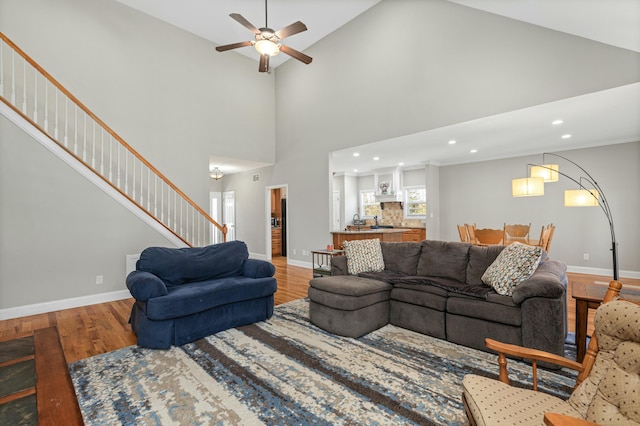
352;213;361;231
373;215;379;227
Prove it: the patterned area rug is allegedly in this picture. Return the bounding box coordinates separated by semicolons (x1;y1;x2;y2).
69;299;577;425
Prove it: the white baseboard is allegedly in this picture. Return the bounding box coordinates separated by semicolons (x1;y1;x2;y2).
0;290;131;321
566;265;640;280
286;259;313;269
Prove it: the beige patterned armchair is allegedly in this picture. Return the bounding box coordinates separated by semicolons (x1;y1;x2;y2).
462;280;640;425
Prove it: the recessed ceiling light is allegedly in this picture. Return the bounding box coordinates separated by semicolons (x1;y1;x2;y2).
398;162;404;166
353;169;358;172
561;134;572;139
470;149;478;153
448;140;456;145
373;156;379;161
353;152;360;157
552;119;564;126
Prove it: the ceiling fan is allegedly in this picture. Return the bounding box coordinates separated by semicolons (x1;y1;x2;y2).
215;0;313;73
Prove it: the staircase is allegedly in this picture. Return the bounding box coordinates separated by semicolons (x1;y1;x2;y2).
0;32;226;247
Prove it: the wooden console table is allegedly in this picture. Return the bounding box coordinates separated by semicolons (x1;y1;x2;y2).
571;281;640;362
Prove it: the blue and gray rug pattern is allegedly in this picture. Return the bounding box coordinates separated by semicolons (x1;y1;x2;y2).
69;299;577;425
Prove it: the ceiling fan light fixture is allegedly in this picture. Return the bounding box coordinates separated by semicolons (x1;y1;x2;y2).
255;39;279;56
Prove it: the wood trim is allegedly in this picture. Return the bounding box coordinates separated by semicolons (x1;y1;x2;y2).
0;32;226;240
34;327;83;426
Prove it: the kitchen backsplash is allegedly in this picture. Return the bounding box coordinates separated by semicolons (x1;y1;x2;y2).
364;202;425;228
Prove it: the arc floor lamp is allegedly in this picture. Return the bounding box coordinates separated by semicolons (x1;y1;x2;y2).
512;152;618;280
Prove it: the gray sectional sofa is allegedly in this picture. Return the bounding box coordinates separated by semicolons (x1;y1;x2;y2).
308;240;568;359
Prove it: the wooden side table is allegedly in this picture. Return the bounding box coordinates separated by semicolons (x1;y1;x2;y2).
571;281;640;362
311;249;344;278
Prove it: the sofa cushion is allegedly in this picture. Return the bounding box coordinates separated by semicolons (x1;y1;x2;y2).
481;242;544;296
380;241;421;275
466;245;505;286
137;240;249;287
343;239;385;275
145;276;277;320
416;240;471;283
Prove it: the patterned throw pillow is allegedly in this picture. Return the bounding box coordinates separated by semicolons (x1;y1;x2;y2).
344;239;385;275
481;242;543;296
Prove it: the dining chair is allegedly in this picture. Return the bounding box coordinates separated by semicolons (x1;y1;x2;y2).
473;228;504;245
465;223;479;244
544;224;555;253
457;224;470;242
503;223;531;244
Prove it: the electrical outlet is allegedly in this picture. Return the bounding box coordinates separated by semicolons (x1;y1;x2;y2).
96;275;104;285
293;249;297;255
583;253;589;260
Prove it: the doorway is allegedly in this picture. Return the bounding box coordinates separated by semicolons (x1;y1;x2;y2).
266;185;288;260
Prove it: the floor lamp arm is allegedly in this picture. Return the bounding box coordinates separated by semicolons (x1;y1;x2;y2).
540;153;618;280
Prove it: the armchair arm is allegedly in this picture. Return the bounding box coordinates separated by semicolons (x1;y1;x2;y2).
126;271;168;301
543;413;598;426
242;259;276;278
485;338;583;390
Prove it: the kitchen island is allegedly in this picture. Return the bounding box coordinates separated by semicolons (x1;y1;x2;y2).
331;229;410;249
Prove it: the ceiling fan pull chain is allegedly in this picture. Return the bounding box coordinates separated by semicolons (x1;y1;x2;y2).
265;0;268;28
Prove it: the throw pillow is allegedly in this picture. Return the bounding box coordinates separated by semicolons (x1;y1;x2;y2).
344;239;385;275
481;242;543;296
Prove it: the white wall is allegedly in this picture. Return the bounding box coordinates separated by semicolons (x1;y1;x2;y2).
0;0;275;310
439;142;640;276
1;0;639;312
273;0;639;272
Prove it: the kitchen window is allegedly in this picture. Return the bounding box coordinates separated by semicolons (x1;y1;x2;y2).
360;190;381;218
404;186;426;218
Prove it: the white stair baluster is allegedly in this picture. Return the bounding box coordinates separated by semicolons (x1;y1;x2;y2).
33;71;38;123
11;50;16;104
21;59;26;113
54;88;58;139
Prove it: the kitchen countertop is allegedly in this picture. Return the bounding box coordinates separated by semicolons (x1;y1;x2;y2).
331;229;409;234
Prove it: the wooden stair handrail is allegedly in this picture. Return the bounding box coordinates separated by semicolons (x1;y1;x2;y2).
0;32;226;243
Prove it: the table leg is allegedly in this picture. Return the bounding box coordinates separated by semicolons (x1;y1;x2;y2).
575;299;588;363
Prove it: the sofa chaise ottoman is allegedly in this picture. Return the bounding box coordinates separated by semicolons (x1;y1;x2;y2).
308;239;568;362
127;240;277;349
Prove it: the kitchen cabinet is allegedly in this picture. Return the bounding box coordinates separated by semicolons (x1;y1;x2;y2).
401;228;426;242
331;229;408;249
272;227;282;256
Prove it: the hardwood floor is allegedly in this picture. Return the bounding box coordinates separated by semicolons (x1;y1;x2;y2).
0;257;638;364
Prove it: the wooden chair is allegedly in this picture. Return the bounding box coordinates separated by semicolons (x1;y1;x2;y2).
473;228;504;245
465;223;479;244
537;223;555;253
462;281;640;425
503;223;531;244
457;225;470;243
544;224;556;252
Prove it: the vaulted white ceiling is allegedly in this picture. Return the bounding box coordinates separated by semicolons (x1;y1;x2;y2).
114;0;640;174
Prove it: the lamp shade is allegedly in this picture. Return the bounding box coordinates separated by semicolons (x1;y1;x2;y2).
255;39;279;56
512;177;544;197
530;164;559;182
564;189;599;206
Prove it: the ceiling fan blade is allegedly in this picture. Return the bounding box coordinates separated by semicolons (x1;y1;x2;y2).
279;45;313;64
259;54;270;73
215;41;253;52
275;21;307;39
230;13;260;34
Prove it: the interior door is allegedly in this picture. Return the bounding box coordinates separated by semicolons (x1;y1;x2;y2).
332;191;341;230
222;190;235;241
